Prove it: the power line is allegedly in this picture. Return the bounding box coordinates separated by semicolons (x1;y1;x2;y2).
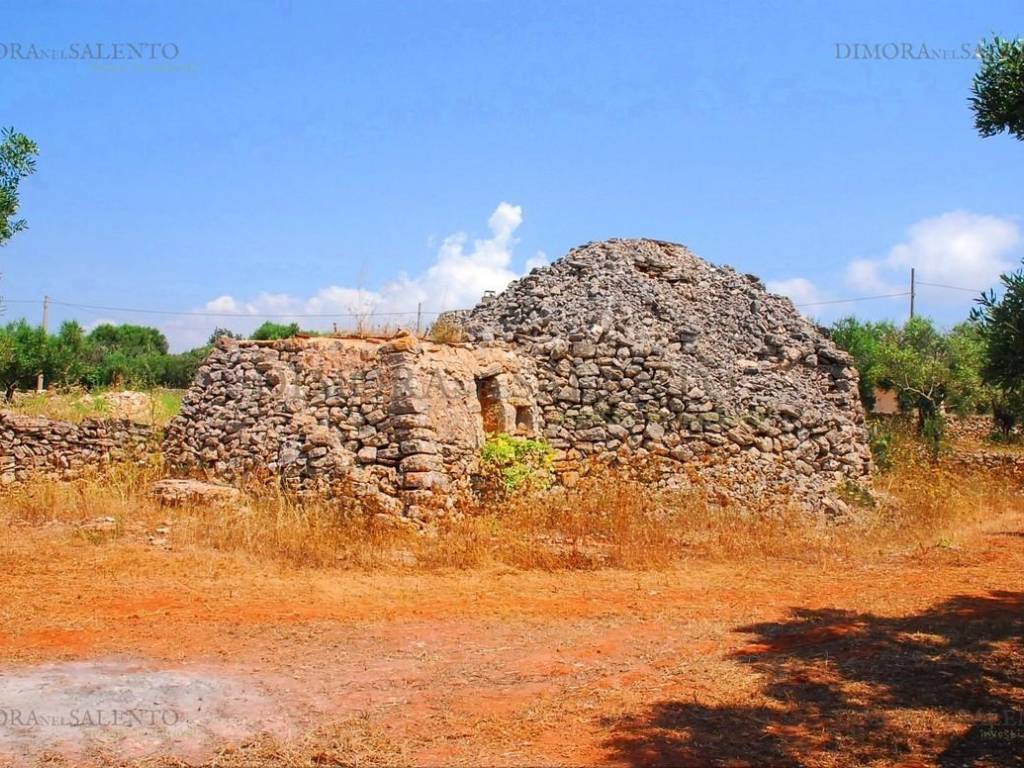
0;277;994;321
795;291;911;308
794;278;990;309
916;280;985;294
40;299;460;320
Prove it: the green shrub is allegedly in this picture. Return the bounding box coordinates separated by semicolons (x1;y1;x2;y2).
921;411;947;461
161;348;208;388
251;321;302;341
479;434;555;495
838;478;876;509
868;419;895;472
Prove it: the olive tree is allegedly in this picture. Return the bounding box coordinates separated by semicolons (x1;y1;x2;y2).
0;127;38;247
971;36;1024;140
869;318;987;458
972;261;1024;436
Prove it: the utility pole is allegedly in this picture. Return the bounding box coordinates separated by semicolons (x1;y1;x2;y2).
416;302;422;337
909;268;916;319
36;295;50;393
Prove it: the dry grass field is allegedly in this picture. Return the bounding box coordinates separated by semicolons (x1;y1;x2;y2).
0;436;1022;767
5;388;184;427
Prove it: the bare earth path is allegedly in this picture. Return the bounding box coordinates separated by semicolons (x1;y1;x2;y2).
1;512;1022;766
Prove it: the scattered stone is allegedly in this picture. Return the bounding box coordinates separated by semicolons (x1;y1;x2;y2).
81;516;118;533
150;479;242;506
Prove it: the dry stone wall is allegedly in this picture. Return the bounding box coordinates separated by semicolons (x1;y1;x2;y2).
947;448;1024;475
163;335;538;521
945;414;996;444
0;413;155;485
457;238;872;508
166;238;873;516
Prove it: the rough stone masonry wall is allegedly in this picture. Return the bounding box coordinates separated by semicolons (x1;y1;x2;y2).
163;335;539;521
166;238;873;515
459;238;873;509
0;413;156;485
945;414;997;444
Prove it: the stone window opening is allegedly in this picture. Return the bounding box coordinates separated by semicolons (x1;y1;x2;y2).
514;405;534;435
476;375;505;435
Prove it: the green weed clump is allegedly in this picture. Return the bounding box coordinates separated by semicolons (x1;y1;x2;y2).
479;433;554;494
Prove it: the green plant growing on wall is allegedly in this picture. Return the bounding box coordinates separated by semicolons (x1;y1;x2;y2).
479;433;554;495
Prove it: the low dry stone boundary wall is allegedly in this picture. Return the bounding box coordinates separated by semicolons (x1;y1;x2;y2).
947;448;1024;477
0;413;156;485
945;414;996;444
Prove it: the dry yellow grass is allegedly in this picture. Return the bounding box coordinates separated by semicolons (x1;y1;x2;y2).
425;314;467;343
4;388;183;426
2;430;1020;574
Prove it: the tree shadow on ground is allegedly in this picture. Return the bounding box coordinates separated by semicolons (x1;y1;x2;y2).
604;591;1024;767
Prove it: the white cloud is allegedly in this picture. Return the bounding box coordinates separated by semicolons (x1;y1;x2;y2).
846;211;1021;296
844;259;888;293
765;277;826;307
525;250;549;272
770;211;1022;324
164;202;537;350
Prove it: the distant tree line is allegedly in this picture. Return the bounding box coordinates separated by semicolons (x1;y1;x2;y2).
831;255;1024;451
0;319;314;399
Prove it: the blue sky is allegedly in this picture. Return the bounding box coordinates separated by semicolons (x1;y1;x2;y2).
2;0;1021;349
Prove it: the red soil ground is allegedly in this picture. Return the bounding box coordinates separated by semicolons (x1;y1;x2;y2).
1;510;1022;767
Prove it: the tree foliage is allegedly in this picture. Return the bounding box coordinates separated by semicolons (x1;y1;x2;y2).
972;262;1024;393
208;327;242;344
943;321;989;414
971;260;1024;436
971;36;1024;140
251;321;302;341
0;127;38;247
881;317;986;413
831;316;990;457
0;320;48;399
0;320;207;398
829;317;895;407
88;323;170;356
0;317;321;399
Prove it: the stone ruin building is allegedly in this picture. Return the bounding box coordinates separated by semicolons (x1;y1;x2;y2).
164;335;541;520
163;238;872;519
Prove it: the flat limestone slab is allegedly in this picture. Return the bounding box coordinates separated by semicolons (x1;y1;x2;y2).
150;478;242;506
